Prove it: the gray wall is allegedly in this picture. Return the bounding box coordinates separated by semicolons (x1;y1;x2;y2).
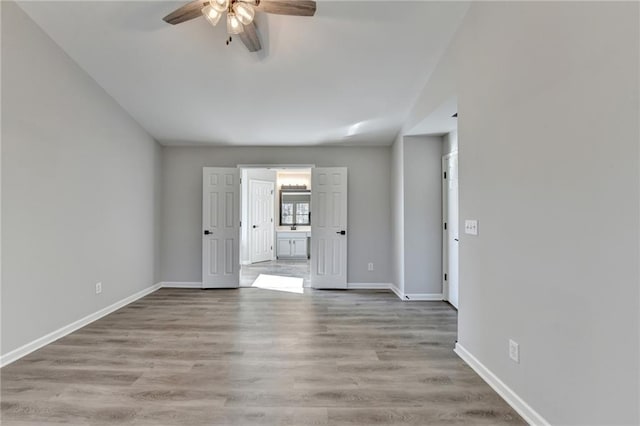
160;146;392;284
1;2;162;356
390;135;444;296
450;2;638;424
390;135;405;293
403;136;443;295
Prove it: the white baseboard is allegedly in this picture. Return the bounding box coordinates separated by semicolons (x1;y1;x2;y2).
0;282;162;368
454;343;550;426
403;293;443;301
389;285;443;301
347;282;392;290
390;284;403;299
163;282;392;290
161;281;203;289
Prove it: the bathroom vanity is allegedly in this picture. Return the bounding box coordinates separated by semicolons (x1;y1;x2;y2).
276;229;311;259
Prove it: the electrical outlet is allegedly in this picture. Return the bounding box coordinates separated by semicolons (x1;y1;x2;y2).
368;263;374;271
464;219;479;235
509;339;519;363
95;282;102;294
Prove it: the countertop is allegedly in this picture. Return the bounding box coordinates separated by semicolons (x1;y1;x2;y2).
276;226;311;233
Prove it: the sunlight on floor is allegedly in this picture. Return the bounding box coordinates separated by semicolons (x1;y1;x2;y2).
251;274;304;294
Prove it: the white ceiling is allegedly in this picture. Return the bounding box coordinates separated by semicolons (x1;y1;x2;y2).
405;95;458;136
18;1;469;146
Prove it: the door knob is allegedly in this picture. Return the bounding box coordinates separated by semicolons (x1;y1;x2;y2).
204;230;212;235
336;230;346;235
253;225;258;229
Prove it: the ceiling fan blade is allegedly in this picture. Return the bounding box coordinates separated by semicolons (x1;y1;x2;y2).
238;21;262;52
163;0;208;25
256;0;316;16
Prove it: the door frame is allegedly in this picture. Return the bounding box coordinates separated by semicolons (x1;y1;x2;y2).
442;151;458;305
248;178;275;264
239;165;314;266
204;164;350;290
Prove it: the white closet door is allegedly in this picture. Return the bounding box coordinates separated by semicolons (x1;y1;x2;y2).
311;167;348;289
202;167;240;288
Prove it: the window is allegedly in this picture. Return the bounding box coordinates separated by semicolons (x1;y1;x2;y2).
281;202;294;224
296;202;310;225
280;191;311;226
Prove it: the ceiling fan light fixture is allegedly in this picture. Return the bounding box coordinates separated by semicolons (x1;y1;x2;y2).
201;5;222;26
233;2;255;25
227;12;244;34
210;0;229;13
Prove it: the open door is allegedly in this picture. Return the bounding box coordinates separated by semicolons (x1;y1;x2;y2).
249;179;275;264
311;167;348;289
442;153;459;308
202;167;240;288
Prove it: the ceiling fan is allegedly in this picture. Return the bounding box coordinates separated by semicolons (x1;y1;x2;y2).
163;0;317;53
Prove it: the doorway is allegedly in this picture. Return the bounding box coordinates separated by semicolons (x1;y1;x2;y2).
240;167;312;291
442;152;459;308
202;166;348;290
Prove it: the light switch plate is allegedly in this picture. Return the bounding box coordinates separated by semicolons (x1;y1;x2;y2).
509;339;520;363
465;220;479;235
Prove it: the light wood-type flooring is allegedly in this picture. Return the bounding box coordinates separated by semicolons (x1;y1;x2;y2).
240;259;310;288
1;288;524;425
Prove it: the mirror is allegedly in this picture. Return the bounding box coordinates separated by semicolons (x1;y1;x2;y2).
280;191;311;226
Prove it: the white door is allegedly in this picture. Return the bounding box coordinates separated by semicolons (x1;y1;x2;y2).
249;179;274;264
442;153;459;308
311;167;348;289
202;167;240;288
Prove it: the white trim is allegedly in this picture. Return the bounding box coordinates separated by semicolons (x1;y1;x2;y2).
442;154;450;302
454;343;550;426
390;284;403;299
240;260;252;266
161;281;203;289
403;293;443;301
237;164;316;169
164;282;395;290
0;282;162;368
347;282;392;290
389;285;443;301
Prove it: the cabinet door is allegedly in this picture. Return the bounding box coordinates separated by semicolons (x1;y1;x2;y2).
291;238;307;258
277;238;292;258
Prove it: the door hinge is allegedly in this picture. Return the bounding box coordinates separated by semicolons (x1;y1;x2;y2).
444;222;447;230
240;221;242;227
444;171;447;179
444;273;448;281
271;190;274;195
